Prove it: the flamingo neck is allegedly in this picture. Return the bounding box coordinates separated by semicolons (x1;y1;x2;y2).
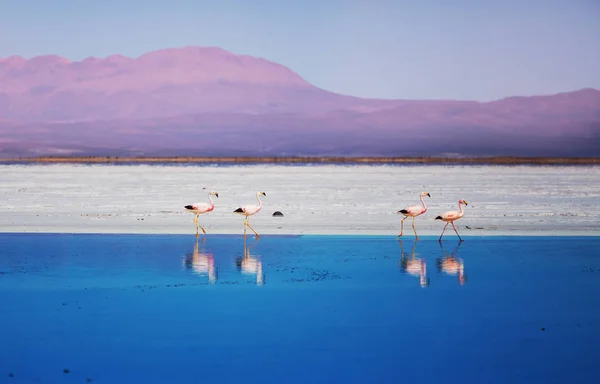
420;195;427;212
458;202;464;216
207;193;215;207
256;194;263;208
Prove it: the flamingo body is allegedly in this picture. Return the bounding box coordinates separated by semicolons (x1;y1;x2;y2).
435;211;462;221
398;205;426;216
234;204;261;216
184;202;215;214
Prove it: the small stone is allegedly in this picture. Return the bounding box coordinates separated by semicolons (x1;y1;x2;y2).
63;369;70;374
272;211;284;217
541;327;545;331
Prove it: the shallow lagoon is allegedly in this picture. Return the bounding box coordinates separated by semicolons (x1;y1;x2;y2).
2;234;600;383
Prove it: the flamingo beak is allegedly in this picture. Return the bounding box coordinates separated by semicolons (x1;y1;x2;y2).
464;201;468;205
427;193;431;197
215;193;219;198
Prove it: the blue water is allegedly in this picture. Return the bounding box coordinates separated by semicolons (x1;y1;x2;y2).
1;234;599;383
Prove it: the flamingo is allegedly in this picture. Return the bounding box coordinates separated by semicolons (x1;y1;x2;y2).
435;199;468;242
233;191;266;238
184;191;219;236
397;191;431;240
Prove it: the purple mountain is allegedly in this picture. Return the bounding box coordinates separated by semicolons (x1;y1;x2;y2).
0;46;599;157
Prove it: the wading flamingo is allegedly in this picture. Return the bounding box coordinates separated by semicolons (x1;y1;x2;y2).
184;191;219;236
435;199;468;242
397;192;431;240
234;191;266;238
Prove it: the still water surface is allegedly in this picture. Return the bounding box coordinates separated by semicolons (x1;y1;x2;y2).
1;234;599;383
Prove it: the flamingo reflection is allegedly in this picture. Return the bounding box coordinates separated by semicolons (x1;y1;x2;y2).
398;240;430;287
183;236;217;284
236;237;265;286
436;242;467;285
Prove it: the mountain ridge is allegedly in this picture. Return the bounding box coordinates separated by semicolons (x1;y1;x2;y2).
0;46;599;157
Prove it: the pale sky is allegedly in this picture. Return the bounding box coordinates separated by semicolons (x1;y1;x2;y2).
0;0;599;101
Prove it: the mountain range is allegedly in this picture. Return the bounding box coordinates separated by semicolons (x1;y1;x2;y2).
1;46;599;157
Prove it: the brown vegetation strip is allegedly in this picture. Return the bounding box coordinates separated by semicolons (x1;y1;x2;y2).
1;156;599;165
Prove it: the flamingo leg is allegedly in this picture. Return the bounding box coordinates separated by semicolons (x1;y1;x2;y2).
199;224;207;234
411;217;418;240
398;216;407;237
246;216;260;238
439;222;449;241
451;222;463;242
193;214;206;235
243;217;247;237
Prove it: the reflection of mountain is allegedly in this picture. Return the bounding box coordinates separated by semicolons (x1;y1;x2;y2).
236;238;264;286
398;241;429;288
436;242;467;285
183;237;217;284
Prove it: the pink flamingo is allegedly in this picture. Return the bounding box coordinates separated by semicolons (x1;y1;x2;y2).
397;191;430;240
435;199;468;241
234;191;266;238
184;191;219;236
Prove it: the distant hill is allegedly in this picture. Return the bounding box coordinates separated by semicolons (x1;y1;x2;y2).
0;46;599;157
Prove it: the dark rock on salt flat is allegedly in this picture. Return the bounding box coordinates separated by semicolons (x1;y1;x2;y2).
272;211;284;217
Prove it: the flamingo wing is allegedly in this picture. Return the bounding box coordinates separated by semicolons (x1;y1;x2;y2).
438;210;460;221
185;202;212;213
235;204;261;215
401;204;425;216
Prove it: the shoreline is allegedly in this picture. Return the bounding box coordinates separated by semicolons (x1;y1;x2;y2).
1;228;598;237
1;156;599;165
